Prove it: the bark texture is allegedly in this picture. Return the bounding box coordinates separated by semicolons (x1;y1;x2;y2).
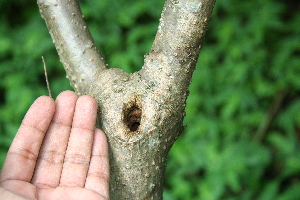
37;0;216;199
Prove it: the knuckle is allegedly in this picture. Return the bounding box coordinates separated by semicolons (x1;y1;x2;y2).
9;147;38;161
38;150;65;165
64;153;90;166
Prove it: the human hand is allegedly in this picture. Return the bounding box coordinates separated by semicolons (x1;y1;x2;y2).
0;91;109;200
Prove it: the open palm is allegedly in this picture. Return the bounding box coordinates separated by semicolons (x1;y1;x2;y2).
0;91;109;200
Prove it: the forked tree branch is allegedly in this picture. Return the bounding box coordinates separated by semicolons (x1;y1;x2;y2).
38;0;216;199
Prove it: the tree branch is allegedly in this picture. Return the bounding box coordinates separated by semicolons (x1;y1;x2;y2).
142;0;216;86
38;0;107;95
140;0;216;147
254;89;288;142
152;0;215;53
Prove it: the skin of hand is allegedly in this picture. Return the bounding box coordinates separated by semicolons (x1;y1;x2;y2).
0;91;109;200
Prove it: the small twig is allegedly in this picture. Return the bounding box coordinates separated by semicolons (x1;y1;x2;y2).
42;56;52;98
254;89;288;142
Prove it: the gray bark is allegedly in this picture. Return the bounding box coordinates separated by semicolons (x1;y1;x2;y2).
37;0;216;199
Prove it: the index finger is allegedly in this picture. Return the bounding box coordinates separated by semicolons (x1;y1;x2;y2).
0;96;55;184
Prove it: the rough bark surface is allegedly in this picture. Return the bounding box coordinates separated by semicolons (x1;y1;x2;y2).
37;0;216;199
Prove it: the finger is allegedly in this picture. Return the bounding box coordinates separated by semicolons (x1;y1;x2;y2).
85;129;110;199
31;91;78;188
0;96;55;183
60;95;98;187
0;181;37;200
0;187;31;200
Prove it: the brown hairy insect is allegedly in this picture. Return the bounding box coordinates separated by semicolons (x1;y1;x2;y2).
127;107;141;132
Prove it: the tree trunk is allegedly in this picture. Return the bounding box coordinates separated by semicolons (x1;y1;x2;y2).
37;0;216;199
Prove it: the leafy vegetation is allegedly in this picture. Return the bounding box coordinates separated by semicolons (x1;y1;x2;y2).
0;0;299;199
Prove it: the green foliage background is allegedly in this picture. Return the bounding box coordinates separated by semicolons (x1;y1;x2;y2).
0;0;300;199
